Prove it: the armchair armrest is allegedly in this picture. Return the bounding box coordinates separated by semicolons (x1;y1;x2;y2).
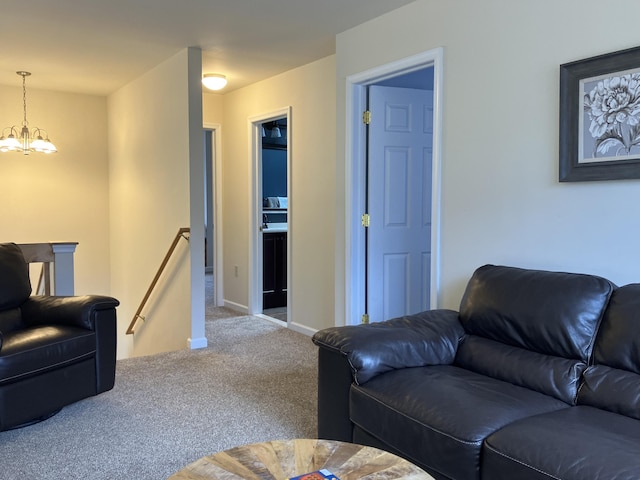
313;309;464;385
21;295;119;393
21;295;120;330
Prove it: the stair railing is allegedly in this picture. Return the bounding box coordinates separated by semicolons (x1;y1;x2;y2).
126;227;190;335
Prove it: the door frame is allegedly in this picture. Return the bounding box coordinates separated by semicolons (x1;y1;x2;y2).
248;106;292;319
203;122;224;306
344;48;444;326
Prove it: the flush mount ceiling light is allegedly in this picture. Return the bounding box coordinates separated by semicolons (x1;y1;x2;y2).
202;73;227;91
0;71;57;155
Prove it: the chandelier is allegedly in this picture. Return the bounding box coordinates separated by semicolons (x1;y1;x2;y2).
0;71;57;155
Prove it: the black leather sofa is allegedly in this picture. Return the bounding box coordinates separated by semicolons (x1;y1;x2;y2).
313;264;640;480
0;242;119;431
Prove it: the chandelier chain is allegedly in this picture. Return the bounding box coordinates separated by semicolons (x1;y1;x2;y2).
22;73;28;127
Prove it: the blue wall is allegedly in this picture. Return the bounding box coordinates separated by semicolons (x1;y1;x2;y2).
262;147;287;198
376;66;434;90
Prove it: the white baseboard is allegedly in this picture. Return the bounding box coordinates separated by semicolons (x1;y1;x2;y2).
223;299;249;314
254;314;316;337
255;313;287;326
288;321;317;337
188;336;208;350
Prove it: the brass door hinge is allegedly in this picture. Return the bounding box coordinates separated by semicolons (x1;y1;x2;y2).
361;213;370;227
361;314;370;324
362;110;371;125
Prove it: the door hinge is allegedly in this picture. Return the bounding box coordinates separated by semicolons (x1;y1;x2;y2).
361;314;370;324
362;110;371;125
361;213;370;227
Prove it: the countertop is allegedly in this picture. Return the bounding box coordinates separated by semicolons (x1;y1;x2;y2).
263;222;287;233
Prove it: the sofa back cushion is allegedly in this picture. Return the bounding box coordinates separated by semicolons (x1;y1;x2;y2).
455;335;587;404
456;265;614;403
0;243;31;311
591;283;640;371
578;284;640;419
459;265;614;360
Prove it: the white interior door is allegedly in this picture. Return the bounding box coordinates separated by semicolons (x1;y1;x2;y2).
367;85;433;322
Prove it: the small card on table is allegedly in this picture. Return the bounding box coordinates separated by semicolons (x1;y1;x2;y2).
289;469;339;480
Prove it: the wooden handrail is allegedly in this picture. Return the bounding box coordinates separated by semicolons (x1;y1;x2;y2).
126;227;190;335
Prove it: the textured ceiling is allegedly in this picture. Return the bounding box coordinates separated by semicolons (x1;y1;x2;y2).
0;0;415;95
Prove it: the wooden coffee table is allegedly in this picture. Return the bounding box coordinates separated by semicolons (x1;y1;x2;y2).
169;438;433;479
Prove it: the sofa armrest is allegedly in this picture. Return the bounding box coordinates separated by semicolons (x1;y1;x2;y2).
312;309;463;442
313;309;463;385
21;295;119;330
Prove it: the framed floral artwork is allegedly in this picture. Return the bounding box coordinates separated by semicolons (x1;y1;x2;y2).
559;46;640;182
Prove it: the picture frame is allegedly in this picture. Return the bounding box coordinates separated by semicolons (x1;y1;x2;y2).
559;46;640;182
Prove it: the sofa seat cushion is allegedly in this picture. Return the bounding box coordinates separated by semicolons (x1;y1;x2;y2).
0;326;96;385
350;365;569;480
483;406;640;480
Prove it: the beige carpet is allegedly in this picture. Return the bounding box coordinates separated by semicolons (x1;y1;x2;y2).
0;312;318;479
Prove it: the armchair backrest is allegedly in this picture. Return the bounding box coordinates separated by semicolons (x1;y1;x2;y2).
0;243;32;332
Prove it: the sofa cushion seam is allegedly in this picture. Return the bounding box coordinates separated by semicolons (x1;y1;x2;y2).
484;442;562;480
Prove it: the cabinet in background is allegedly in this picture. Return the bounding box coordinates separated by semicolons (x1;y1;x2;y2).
263;232;287;309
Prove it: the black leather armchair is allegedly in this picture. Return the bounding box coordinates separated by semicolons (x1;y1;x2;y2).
0;242;119;431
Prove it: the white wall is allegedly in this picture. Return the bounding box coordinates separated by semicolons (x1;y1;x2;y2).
108;48;203;359
0;85;110;296
220;55;336;332
336;0;640;318
203;93;224;125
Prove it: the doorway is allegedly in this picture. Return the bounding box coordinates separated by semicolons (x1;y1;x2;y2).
203;123;223;308
249;107;292;324
345;49;443;325
261;117;288;320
